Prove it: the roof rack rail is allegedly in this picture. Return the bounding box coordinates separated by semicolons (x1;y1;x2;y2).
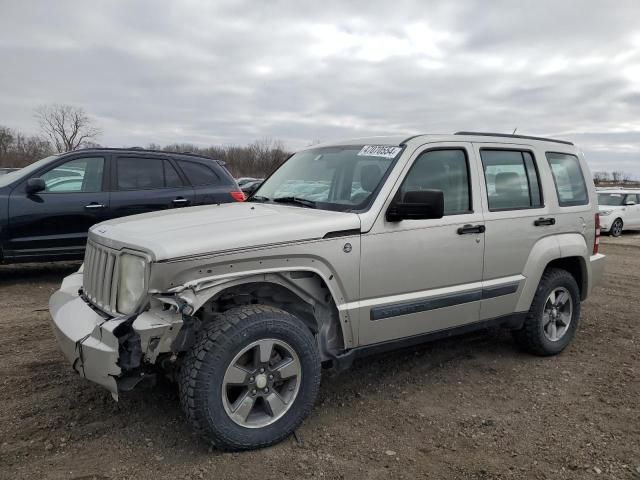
399;134;425;145
454;131;574;146
74;146;221;161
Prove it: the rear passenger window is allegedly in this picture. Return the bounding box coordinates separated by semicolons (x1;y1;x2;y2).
546;153;588;207
481;150;543;211
117;158;165;190
178;161;221;186
399;149;471;215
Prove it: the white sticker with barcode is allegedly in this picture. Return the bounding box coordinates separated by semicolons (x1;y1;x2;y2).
357;145;402;158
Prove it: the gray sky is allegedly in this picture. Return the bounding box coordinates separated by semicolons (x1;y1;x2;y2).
1;0;640;174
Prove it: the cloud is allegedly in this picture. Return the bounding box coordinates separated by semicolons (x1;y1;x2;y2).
1;0;640;174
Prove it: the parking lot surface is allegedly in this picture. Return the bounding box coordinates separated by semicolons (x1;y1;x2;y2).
0;236;638;479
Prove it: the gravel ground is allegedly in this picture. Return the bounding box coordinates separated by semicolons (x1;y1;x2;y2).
0;235;639;480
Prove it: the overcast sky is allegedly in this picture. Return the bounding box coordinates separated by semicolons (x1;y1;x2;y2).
1;0;640;174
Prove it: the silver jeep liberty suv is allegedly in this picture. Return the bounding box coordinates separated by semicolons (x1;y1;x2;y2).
50;132;605;450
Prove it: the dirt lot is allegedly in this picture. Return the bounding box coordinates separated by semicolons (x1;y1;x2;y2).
0;237;638;480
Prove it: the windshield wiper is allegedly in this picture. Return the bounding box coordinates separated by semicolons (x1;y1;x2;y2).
273;196;317;208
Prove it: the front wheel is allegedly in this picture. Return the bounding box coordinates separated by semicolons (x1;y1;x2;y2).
610;218;623;237
513;268;580;356
178;305;321;450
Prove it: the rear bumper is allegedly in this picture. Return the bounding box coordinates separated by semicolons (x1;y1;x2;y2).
49;272;126;399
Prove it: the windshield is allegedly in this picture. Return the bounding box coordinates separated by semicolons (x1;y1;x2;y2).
251;145;403;211
0;155;59;188
598;193;625;206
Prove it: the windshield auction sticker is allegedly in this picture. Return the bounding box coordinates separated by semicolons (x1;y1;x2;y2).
357;145;402;158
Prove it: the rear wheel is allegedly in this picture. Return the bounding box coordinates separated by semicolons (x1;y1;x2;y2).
178;305;321;450
610;218;623;237
513;268;580;356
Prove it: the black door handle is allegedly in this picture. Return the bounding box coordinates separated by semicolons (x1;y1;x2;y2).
457;224;486;235
172;197;190;206
534;217;556;226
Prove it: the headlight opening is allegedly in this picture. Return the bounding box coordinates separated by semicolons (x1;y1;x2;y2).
117;253;147;314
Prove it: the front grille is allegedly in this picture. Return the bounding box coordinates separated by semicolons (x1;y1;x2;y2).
83;240;118;314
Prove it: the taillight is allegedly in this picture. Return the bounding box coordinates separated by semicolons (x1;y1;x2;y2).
230;191;245;202
593;213;600;254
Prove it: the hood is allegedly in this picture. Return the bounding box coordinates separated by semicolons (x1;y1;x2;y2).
89;202;361;261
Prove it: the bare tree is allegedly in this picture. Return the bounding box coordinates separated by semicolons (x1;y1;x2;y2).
593;171;609;186
0;125;53;167
35;104;101;153
158;138;290;177
0;126;14;157
611;171;623;183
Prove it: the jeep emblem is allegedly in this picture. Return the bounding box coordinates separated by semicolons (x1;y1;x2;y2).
343;243;352;253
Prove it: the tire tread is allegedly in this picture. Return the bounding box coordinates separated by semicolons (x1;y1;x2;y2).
513;268;580;356
178;304;320;450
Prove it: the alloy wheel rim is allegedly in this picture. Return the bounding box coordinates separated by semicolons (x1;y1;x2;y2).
542;287;573;342
613;220;622;236
221;338;301;428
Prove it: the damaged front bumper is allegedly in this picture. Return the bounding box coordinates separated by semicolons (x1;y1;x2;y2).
49;272;125;398
49;271;183;400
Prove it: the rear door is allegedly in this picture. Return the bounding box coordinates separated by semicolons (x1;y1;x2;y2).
6;154;109;260
107;154;195;219
175;159;237;205
476;143;553;320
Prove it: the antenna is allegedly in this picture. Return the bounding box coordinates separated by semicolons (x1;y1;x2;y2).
512;127;518;134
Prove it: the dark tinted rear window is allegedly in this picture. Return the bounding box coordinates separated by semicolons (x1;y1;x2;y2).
178;160;222;186
117;157;164;190
117;157;185;190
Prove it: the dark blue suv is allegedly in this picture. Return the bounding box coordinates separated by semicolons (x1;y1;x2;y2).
0;148;244;263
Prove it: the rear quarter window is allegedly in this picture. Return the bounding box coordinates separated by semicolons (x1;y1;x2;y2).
546;152;589;207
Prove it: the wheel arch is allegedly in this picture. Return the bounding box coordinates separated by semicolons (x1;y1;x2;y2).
516;233;590;311
544;256;587;300
179;270;352;361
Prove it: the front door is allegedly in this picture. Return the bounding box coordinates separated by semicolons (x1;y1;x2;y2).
358;143;486;345
6;155;109;261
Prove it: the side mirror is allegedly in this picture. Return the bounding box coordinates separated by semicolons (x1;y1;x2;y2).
625;200;636;206
386;189;444;222
25;178;46;194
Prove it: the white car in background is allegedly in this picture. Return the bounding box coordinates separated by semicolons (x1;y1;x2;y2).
597;189;640;236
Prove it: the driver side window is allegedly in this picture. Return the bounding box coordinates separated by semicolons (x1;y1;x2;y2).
40;157;105;193
399;149;471;215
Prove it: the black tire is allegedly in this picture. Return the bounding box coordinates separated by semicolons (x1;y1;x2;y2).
610;218;623;237
513;268;580;356
178;305;321;450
